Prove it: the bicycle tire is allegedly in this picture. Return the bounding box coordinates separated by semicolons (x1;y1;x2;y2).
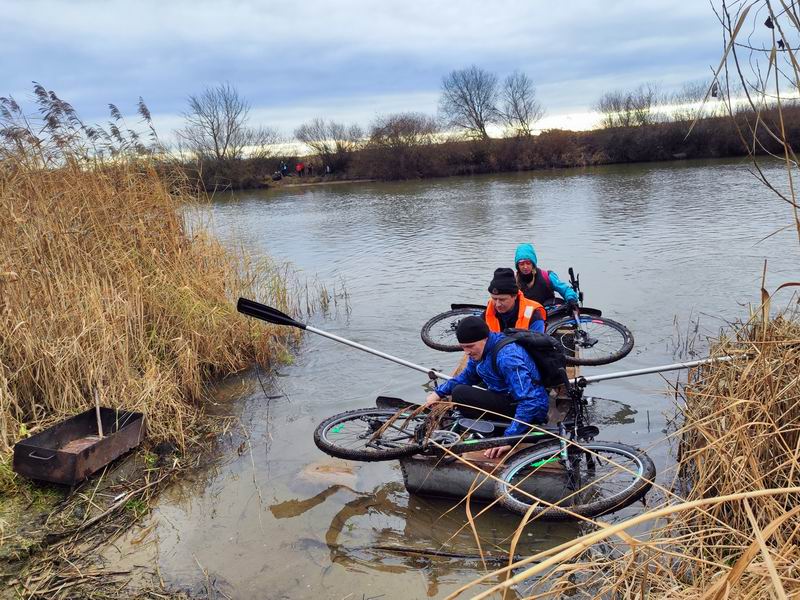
494;441;655;520
546;313;634;366
421;307;484;352
313;408;425;462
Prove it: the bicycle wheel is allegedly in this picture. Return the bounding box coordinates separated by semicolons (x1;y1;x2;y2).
546;313;634;365
421;307;484;352
314;408;426;462
494;441;655;520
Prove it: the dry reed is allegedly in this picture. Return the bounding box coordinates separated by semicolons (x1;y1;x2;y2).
0;88;302;462
447;313;800;599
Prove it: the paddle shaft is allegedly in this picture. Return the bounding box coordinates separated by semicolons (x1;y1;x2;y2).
305;325;452;381
576;354;741;385
237;298;452;381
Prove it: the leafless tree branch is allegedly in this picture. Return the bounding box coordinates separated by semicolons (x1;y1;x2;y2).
439;66;500;139
499;71;544;136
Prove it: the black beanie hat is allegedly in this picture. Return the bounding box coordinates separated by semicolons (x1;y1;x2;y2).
456;316;490;343
488;267;519;295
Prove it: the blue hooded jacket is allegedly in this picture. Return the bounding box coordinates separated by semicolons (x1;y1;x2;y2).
434;332;550;436
514;243;578;303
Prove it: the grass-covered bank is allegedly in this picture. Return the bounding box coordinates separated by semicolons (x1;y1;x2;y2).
0;91;309;595
0;94;302;457
0;155;297;456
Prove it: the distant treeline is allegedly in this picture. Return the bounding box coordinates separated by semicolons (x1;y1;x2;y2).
183;105;800;190
22;70;784;191
171;71;800;190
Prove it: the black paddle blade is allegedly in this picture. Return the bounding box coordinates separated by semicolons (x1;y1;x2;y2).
375;396;419;410
450;303;486;311
237;298;306;330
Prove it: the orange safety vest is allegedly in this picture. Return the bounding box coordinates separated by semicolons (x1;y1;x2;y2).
485;292;545;332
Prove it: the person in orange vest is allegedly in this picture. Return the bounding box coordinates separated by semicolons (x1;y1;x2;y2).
484;267;546;333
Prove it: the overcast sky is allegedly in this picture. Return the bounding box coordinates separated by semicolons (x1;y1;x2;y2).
2;1;731;139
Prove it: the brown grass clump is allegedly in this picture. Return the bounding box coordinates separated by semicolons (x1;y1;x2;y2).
450;313;800;599
0;88;300;457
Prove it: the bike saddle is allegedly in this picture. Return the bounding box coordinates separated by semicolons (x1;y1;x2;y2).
456;418;497;435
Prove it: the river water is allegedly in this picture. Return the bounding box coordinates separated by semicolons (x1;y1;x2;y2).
108;159;798;599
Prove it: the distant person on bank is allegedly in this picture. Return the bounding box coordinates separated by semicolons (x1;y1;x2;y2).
514;243;578;309
424;316;550;459
485;267;546;334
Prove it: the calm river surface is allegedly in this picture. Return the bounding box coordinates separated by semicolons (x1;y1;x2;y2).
110;159;798;599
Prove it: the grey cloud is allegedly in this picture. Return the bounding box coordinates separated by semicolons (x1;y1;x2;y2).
3;0;728;134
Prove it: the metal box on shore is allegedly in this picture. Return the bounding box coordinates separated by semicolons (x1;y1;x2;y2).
13;407;145;486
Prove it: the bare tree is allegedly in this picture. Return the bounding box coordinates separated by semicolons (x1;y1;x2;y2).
366;112;439;178
669;79;727;122
295;118;363;172
439;66;500;139
630;83;662;126
178;83;279;160
596;90;627;128
369;112;439;148
595;83;664;128
500;71;545;136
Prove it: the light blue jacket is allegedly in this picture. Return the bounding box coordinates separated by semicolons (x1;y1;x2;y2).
514;243;578;304
434;332;550;436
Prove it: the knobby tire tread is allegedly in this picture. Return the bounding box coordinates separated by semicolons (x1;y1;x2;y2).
420;307;481;352
313;408;424;462
494;440;655;520
546;313;634;366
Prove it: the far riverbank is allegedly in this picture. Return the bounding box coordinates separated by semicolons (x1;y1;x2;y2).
184;105;800;191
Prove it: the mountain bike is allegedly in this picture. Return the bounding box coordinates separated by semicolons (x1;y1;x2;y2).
313;377;655;520
420;268;634;366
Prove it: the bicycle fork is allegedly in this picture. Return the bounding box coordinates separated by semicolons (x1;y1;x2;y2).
572;308;599;349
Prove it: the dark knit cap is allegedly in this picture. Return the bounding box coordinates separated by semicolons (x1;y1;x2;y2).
488;267;519;295
456;316;490;343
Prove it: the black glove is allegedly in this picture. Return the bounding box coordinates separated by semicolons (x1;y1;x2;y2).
567;298;579;311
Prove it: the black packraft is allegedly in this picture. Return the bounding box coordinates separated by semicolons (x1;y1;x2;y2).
491;328;569;389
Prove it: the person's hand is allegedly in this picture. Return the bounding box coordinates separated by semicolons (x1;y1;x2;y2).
424;392;441;409
567;298;579;312
483;444;512;459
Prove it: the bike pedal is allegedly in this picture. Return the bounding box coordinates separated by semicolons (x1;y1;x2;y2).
577;425;599;439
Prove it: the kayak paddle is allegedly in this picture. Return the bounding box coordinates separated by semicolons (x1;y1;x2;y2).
237;298;452;381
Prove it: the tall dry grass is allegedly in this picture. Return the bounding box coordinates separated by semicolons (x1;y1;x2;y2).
0;87;301;455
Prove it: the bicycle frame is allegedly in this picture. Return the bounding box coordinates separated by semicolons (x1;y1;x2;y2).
419;378;594;458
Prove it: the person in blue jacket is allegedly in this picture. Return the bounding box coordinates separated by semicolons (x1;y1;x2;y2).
424;316;550;459
514;243;578;309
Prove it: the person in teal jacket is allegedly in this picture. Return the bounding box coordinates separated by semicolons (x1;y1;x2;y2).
514;243;578;308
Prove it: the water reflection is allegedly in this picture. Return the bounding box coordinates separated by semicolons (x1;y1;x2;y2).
270;484;354;519
136;159;796;598
585;395;637;426
322;481;585;599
